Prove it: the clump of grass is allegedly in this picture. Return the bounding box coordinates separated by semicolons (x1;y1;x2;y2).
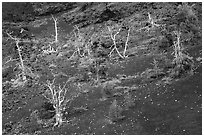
108;99;125;123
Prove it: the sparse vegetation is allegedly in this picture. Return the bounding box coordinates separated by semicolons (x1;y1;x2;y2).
170;30;195;78
2;2;201;135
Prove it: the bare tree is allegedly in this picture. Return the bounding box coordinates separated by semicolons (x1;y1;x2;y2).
6;32;26;81
51;14;58;43
43;78;81;128
107;23;132;59
107;25;124;58
123;27;131;58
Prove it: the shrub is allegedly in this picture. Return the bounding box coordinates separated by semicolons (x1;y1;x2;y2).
170;30;194;78
77;50;109;83
160;3;198;78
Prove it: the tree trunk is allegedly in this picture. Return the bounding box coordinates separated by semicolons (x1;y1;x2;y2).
54;107;63;127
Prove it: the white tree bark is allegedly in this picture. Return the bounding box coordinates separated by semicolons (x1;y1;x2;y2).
51;15;58;44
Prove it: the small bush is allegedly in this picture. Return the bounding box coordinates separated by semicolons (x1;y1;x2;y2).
170;55;194;78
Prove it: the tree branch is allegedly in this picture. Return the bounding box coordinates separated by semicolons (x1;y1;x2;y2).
51;14;58;43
